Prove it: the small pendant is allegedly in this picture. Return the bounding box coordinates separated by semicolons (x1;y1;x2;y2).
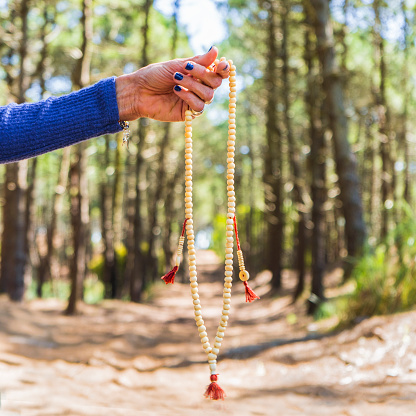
119;120;130;148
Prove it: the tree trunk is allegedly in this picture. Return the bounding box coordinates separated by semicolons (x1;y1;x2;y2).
303;4;326;314
129;0;153;302
66;0;92;315
401;0;411;205
373;0;394;239
101;136;117;298
281;0;308;301
263;0;284;291
310;0;366;275
0;0;30;301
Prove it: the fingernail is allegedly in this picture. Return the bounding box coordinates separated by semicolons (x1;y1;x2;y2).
223;64;229;71
174;72;184;81
185;62;194;71
174;85;182;92
208;46;213;52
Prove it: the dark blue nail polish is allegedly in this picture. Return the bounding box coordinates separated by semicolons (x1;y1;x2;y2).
208;46;213;52
174;72;184;81
185;62;194;71
223;64;229;71
174;85;182;92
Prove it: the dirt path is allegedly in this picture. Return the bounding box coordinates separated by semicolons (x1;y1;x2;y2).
0;250;416;415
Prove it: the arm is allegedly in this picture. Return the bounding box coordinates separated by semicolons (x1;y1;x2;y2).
0;78;121;164
0;47;229;164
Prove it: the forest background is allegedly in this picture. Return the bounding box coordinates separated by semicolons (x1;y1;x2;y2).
1;0;415;322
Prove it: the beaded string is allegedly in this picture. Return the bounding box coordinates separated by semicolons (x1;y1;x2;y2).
161;59;259;400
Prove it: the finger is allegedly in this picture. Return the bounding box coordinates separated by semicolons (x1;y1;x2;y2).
173;72;214;104
214;60;230;79
173;85;205;113
183;61;223;89
191;46;218;68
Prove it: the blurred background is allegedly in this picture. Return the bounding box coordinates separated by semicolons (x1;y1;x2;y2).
2;0;416;414
2;0;416;320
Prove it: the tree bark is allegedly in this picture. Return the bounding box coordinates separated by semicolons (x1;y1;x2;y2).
0;0;30;301
263;0;284;291
66;0;92;315
303;3;326;314
129;0;153;302
310;0;366;273
281;0;308;301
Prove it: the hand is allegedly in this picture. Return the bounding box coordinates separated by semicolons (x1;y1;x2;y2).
115;46;230;122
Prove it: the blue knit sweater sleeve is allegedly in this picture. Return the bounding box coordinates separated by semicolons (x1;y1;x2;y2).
0;77;122;164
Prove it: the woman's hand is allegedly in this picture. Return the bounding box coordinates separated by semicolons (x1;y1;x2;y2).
115;46;230;122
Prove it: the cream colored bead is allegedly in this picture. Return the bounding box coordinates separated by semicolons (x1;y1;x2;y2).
225;266;233;271
221;315;229;322
230;97;236;103
224;287;231;293
198;325;206;332
230;86;237;92
214;342;221;348
205;346;212;354
225;249;233;256
189;249;196;255
201;337;209;343
225;276;233;282
194;309;202;316
199;331;207;338
189;255;196;261
190;281;198;288
223;304;230;311
185;202;193;208
227;179;234;185
209;363;217;372
212;347;220;355
225;253;233;259
196;319;204;326
226;231;233;238
208;359;216;365
225;259;233;265
229;207;235;213
223;298;231;304
207;352;217;361
222;310;230;316
203;342;210;349
193;299;200;305
190;276;197;283
223;292;231;299
219;321;227;327
194;304;201;310
225;283;232;289
192;293;199;300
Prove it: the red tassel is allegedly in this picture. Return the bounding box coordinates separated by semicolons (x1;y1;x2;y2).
244;281;260;303
204;374;226;400
161;266;178;284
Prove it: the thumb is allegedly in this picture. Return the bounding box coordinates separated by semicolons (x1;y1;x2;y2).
191;46;218;68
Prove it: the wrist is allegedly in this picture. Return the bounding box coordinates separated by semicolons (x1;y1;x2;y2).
115;73;140;121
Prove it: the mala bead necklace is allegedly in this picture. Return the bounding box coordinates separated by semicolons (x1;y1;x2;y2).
161;58;260;400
